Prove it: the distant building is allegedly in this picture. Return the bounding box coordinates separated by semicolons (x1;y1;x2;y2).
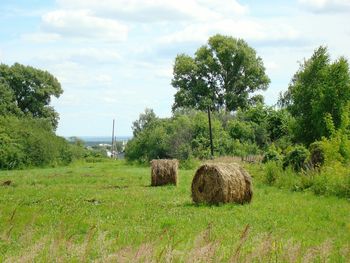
99;143;111;147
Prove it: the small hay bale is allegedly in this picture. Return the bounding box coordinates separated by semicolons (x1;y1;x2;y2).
151;159;178;186
191;163;252;204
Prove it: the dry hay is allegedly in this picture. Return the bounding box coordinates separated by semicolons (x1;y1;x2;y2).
1;180;12;186
191;163;252;204
151;159;178;186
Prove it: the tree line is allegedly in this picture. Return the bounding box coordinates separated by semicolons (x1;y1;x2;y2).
126;35;350;175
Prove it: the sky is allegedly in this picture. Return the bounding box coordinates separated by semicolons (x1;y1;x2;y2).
1;0;350;137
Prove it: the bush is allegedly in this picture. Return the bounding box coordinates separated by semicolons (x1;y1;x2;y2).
283;145;310;172
309;133;350;166
264;161;282;185
262;148;281;163
312;163;350;198
0;132;25;169
179;158;200;170
309;141;325;167
256;159;350;199
227;120;255;143
0;116;80;169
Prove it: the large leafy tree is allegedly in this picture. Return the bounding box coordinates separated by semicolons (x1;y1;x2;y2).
0;80;22;116
280;46;350;145
0;63;63;129
172;34;270;111
131;108;157;137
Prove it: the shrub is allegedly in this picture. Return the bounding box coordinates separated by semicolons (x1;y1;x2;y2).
264;161;282;185
312;163;350;198
227;120;255;143
262;148;281;163
0;132;25;169
179;157;199;170
309;141;325;167
283;145;310;172
0;116;78;169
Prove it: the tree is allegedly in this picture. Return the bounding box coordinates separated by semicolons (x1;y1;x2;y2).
280;46;350;145
265;109;292;142
227;120;255;143
0;63;63;129
0;80;22;116
126;118;170;162
131;108;157;137
172;34;270;112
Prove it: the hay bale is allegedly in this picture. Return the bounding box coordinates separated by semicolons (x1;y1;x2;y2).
151;159;178;186
191;163;252;204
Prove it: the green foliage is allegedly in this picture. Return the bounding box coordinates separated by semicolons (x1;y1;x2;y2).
227;120;255;143
283;145;310;172
264;161;282;185
251;160;350;199
265;109;292;142
280;46;350;145
172;34;270;111
125;109;263;163
0;131;25;169
67;138;89;161
167;114;194;160
125;118;170;162
309;141;325;167
131;108;157;137
237;103;269;124
225;139;260;157
0;116;84;169
0;63;63;129
178;158;200;170
235;104;294;148
312;163;350;198
0;80;22;116
262;148;281;163
312;107;350;166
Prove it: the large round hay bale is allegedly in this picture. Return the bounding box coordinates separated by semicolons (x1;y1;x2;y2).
151;159;178;186
191;163;252;204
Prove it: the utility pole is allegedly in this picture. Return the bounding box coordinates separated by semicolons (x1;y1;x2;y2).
207;106;214;159
111;119;115;159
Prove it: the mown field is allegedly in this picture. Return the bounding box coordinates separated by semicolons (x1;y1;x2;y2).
0;160;349;262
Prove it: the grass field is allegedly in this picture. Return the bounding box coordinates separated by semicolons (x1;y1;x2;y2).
0;160;349;262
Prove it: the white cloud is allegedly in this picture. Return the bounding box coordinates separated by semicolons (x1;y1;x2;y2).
69;48;121;64
158;19;300;45
95;74;113;83
21;32;62;43
299;0;350;13
56;0;247;22
33;48;121;65
46;61;114;88
265;61;280;72
154;67;173;79
42;9;128;42
133;61;172;77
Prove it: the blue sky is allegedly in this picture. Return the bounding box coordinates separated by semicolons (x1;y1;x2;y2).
1;0;350;136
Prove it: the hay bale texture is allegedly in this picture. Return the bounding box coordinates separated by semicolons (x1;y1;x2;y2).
151;159;178;186
191;163;252;204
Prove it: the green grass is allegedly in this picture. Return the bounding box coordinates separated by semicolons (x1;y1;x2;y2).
0;160;349;262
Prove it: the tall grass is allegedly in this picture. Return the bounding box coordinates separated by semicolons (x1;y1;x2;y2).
248;161;350;198
2;223;348;262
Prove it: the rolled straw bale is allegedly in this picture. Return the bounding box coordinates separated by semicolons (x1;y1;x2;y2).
191;163;252;204
151;159;178;186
